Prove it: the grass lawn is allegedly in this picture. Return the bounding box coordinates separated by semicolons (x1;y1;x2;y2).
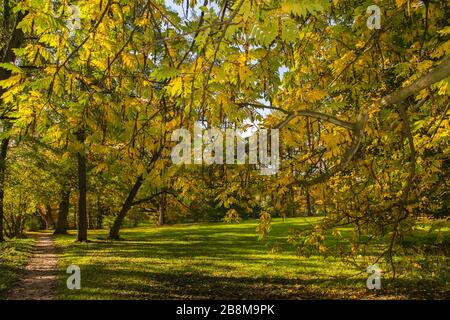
0;238;35;297
54;217;449;300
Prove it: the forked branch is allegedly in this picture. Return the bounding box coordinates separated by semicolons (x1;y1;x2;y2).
282;57;450;187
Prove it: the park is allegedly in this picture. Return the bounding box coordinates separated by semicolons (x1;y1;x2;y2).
0;0;449;300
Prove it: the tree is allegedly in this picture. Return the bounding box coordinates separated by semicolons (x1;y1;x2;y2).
0;0;447;272
75;129;88;241
54;188;70;235
0;0;26;241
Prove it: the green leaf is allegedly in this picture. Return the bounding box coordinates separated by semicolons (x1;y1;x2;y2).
0;62;22;74
282;0;328;17
281;18;298;43
150;66;180;81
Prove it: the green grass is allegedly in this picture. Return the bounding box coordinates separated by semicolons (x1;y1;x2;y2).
0;238;35;297
54;217;449;300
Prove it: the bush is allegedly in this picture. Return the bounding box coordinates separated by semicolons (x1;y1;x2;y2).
25;216;42;232
3;193;36;238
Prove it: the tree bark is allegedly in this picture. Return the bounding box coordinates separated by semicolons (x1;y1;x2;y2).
76;130;88;242
54;189;70;234
73;203;77;229
291;187;295;217
0;3;26;242
381;57;450;107
45;204;55;229
158;193;166;226
107;146;161;239
96;201;104;229
306;189;313;217
279;57;450;189
0;137;9;242
108;174;144;239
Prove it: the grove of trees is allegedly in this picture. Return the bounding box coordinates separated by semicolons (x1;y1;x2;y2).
0;0;448;270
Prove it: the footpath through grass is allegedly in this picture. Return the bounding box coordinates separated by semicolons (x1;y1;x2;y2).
54;217;449;299
0;238;35;297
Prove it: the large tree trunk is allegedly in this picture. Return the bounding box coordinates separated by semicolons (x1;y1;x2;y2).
76;130;88;242
54;189;70;234
108;175;144;240
0;137;9;242
0;3;26;242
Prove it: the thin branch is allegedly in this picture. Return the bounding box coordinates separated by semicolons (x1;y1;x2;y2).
47;0;113;98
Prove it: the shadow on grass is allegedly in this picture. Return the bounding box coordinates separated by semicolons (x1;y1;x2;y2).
58;267;361;299
0;238;35;298
54;219;449;300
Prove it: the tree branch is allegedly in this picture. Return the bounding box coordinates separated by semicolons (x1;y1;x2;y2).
381;57;450;107
283;56;450;188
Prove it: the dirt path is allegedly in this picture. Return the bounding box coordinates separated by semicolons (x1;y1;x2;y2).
7;233;58;300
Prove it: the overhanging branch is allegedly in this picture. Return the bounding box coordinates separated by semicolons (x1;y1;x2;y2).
282;57;450;187
381;57;450;107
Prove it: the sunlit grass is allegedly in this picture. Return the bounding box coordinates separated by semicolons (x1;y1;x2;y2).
0;238;35;297
54;217;448;300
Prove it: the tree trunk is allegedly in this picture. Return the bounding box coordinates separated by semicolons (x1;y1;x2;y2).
158;193;166;226
76;130;88;242
96;202;104;229
73;203;77;229
108;175;144;239
88;207;94;229
37;210;46;230
45;204;55;229
291;187;295;217
306;189;313;217
108;147;160;239
54;189;70;234
0;137;9;242
0;3;26;242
